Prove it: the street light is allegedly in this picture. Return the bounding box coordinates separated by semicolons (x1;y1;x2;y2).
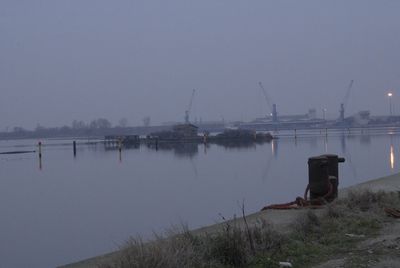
388;92;393;116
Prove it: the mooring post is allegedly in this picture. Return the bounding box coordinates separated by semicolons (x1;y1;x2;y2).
325;128;328;137
38;141;42;170
73;141;77;157
118;138;122;162
294;129;297;139
203;133;207;144
118;138;122;153
155;138;159;151
38;141;42;159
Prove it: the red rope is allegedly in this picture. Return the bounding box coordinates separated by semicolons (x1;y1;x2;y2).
261;180;334;211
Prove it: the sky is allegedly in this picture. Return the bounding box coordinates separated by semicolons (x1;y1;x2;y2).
0;0;399;130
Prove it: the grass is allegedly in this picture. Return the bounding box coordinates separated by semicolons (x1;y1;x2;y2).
98;190;400;268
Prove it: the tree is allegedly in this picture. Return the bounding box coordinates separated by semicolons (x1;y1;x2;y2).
13;127;26;133
118;118;128;127
89;118;112;129
72;120;87;129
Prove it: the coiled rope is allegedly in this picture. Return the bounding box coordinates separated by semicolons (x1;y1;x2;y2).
261;180;334;210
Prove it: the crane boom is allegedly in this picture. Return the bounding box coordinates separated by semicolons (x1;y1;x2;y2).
258;82;272;112
187;89;196;112
184;89;196;123
339;80;354;121
342;80;354;110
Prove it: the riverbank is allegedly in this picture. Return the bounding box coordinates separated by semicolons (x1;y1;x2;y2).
60;173;400;268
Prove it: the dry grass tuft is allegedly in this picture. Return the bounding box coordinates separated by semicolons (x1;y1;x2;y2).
345;190;400;212
291;210;321;241
98;218;283;268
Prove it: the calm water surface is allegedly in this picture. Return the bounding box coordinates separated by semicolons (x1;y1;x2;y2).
0;129;399;268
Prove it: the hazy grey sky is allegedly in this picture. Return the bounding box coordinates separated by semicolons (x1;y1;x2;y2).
1;0;399;129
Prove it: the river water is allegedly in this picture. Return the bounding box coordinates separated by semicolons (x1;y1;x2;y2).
0;128;399;268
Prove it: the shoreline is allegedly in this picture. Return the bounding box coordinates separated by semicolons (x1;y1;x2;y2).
59;172;400;268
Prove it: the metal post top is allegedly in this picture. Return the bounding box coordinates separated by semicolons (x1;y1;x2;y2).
308;156;328;164
320;154;345;163
308;154;345;164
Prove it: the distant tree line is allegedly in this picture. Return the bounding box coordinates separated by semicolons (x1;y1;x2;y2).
2;118;114;139
0;117;158;139
71;118;113;130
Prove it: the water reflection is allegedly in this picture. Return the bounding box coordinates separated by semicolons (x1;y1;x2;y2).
272;139;278;158
38;155;42;170
340;132;346;153
143;140;272;157
213;140;257;150
390;145;395;170
104;142;140;151
308;136;318;149
324;136;328;153
203;143;210;154
360;134;371;145
388;135;395;171
148;142;199;158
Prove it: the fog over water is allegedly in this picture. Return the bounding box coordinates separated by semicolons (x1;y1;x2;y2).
1;1;400;129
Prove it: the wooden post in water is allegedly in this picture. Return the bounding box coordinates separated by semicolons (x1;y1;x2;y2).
38;141;42;170
118;138;122;152
73;141;77;157
294;129;297;139
155;138;159;151
118;138;122;163
38;141;42;159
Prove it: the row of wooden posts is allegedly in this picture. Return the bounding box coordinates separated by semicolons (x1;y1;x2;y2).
37;140;123;159
37;140;124;168
36;128;357;159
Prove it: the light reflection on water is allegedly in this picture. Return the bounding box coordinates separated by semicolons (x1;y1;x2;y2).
390;144;395;170
0;129;400;268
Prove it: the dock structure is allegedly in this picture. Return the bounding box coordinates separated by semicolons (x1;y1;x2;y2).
103;124;274;151
146;123;203;143
104;135;140;149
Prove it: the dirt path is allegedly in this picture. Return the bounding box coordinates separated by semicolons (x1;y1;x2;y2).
313;221;400;268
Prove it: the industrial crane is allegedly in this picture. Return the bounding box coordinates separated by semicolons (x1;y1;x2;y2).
339;80;354;122
259;82;272;112
184;89;196;124
258;82;278;122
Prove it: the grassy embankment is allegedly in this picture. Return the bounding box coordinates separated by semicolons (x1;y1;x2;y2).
98;190;400;268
